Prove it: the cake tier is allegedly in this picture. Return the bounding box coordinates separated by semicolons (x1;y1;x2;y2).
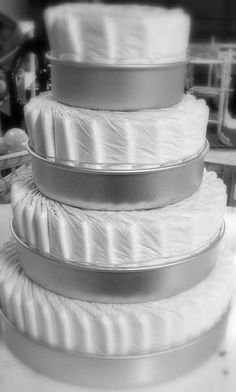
25;93;208;169
0;240;233;356
11;169;226;267
44;4;190;64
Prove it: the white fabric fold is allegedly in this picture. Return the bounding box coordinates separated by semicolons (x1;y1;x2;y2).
44;4;190;64
25;93;208;169
11;169;226;267
0;240;233;355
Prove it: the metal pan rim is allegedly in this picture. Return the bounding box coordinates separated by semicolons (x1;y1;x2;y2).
46;52;188;70
27;140;209;175
11;220;224;272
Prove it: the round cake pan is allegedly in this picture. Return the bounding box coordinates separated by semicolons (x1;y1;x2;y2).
12;221;224;303
28;141;209;211
48;54;186;110
0;308;229;388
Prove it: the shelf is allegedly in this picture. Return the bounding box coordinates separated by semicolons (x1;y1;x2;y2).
205;149;236;166
190;58;223;65
189;86;222;97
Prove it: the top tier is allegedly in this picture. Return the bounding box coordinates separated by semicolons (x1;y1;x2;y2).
44;4;190;110
44;3;190;65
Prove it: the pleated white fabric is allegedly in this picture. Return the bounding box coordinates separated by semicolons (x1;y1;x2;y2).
11;169;226;267
25;93;208;169
44;4;190;64
0;240;233;355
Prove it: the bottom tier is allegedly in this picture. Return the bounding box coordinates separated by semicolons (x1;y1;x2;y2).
0;240;233;358
0;309;229;388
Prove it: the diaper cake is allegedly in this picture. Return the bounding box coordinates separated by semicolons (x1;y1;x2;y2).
0;3;233;388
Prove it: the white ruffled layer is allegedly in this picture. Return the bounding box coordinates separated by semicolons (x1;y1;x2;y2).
11;169;226;267
24;93;208;169
0;240;233;355
44;4;190;64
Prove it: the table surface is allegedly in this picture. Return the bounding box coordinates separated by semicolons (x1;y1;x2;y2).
0;205;236;392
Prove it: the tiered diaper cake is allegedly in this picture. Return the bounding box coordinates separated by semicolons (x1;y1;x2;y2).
0;4;234;388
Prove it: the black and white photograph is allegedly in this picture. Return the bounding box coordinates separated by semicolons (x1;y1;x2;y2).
0;1;235;391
